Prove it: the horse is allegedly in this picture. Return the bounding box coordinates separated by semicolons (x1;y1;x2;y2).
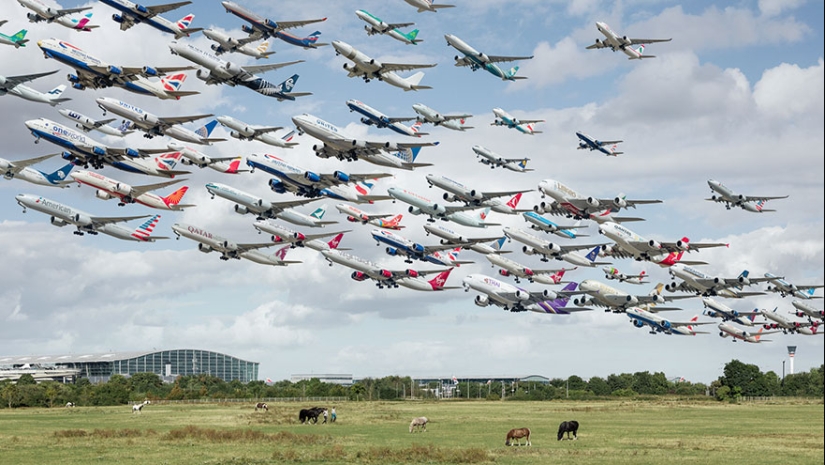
409;416;428;433
299;407;325;424
557;420;579;441
65;402;75;408
132;400;150;414
255;402;268;412
505;427;531;446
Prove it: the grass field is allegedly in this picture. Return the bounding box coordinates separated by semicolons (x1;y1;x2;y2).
0;399;822;464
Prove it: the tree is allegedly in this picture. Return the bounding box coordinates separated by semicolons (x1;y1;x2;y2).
567;375;587;391
16;374;37;386
720;360;772;396
587;376;611;396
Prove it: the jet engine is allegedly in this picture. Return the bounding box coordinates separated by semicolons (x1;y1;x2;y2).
384;141;399;151
234;205;249;215
514;290;530;301
141;66;158;77
498;269;510;277
224;61;244;75
522;246;536;256
648;239;662;250
196;68;211;82
586;196;600;208
197;243;212;253
613;197;627;208
50;216;69;227
241;24;254;34
351;271;369;282
351;140;368;149
385;247;399;256
406;269;419;278
95;190;112;200
477;52;490;62
333;171;350;183
469;189;484;201
107;65;123;76
429;203;447;216
411;243;425;254
368;58;383;69
378;269;393;279
269;179;287;194
442;192;457;202
408;206;422;215
474;294;490;307
632;319;645;328
737;276;750;286
303;171;321;183
72;213;92;226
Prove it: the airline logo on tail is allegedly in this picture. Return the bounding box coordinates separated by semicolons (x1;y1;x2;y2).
163;186;188;207
257;41;270;53
755;200;767;212
411;121;424;134
310;205;327;219
506;192;522;209
491;237;507;252
478;207;491;221
306;31;322;43
277;75;297;93
176;14;195;30
274;245;290;260
161;73;187;92
281;130;296;143
157;152;183;170
132;215;161;241
377;214;404;229
196;120;219;138
72;13;94;30
446;247;463;265
585;246;602;262
328;233;344;249
549;268;569;284
429;268;453;290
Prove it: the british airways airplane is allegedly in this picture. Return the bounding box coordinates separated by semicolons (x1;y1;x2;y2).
97;0;202;38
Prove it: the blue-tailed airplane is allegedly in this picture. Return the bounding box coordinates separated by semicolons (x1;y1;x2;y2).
626;308;712;335
0;70;70;106
0;21;28;48
576;132;624;156
1;154;74;188
491;108;543;134
355;10;421;45
445;34;532;81
346;99;425;137
221;1;328;49
764;273;823;299
370;229;472;265
522;211;588;239
97;0;202;38
701;298;761;326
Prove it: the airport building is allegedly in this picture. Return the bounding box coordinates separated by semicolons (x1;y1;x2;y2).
0;349;258;384
291;374;354;386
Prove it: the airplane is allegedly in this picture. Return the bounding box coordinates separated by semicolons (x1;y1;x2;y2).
665;265;771;298
413;103;473;131
202;29;274;59
355;10;421;45
522;211;588;239
334;204;404;230
216;115;298;148
759;308;821;335
472;145;532;172
24;118;165;170
403;0;455;13
166;143;247;174
764;273;823;299
245;153;393;203
570;280;692;313
422;223;508;255
425;174;531;212
701;297;761;326
503;227;610;267
95;97;222;146
38;38;194;92
70;170;192;210
718;322;780;343
792;300;824;322
597;221;727;265
18;0;99;32
602;266;648;285
462;274;584;314
370;229;472;265
626;308;712;335
395;268;459;291
535;179;661;223
346;99;426;137
331;40;436;90
491;108;543;135
485;254;573;285
97;0;202;38
321;246;452;290
204;182;335;227
220;1;328;48
387;187;492;224
167;41;307;99
445;34;533;81
586;21;672;60
109;151;190;178
173;223;299;265
576;132;623;156
15;193;168;241
0;23;28;48
292;114;436;169
1;154;74;188
252;222;349;250
58;108;134;137
706;179;789;212
0;70;70;106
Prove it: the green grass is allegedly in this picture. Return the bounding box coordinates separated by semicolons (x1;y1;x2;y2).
0;399;822;464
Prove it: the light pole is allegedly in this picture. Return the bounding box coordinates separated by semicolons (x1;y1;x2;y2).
782;360;786;386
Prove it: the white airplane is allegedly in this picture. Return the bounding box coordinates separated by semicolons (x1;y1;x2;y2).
597;221;728;265
97;0;202;38
571;280;691;313
602;266;648;285
371;229;472;265
58;108;134;137
403;0;455;13
792;300;824;322
706;179;788;213
718;322;779;343
355;10;421;45
335;204;404;230
122;72;198;100
534;179;660;223
764;273;823;299
413;103;473;131
38;38;194;92
292;114;436;170
168;41;307;99
172;222;286;263
586;21;671;60
665;265;770;298
701;297;761;326
387;187;489;223
759;308;821;335
486;254;573;285
70;170;192;210
462;274;584;314
205;182;334;227
626;308;712;335
503;227;609;267
220;1;328;48
445;34;533;81
0;22;28;48
109;151;190;178
491;108;543;135
522;211;588;239
96;97;222;145
203;29;274;59
576;132;623;156
245;153;392;203
346;99;426;137
331;40;435;91
423;223;507;255
216;115;297;149
252;222;348;250
1;154;74;188
17;0;99;31
321;246;453;291
425;174;531;213
0;70;70;106
15;193;167;241
472;145;532;172
166;143;248;174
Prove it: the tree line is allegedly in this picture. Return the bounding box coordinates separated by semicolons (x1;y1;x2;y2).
1;361;821;408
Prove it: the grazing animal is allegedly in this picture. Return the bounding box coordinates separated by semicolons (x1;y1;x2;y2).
255;402;268;412
505;427;531;446
299;407;325;424
65;402;75;408
409;416;428;433
132;400;150;414
557;420;579;440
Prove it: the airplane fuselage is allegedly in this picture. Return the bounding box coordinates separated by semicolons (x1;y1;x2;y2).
70;170;178;210
522;211;580;239
99;0;193;38
96;97;208;145
1;80;60;106
347;99;419;137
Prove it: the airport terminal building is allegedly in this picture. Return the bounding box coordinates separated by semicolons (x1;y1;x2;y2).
0;349;258;384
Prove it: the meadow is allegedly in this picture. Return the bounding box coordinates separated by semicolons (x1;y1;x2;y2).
0;399;822;464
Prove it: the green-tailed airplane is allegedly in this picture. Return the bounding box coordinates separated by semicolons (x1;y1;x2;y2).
355;10;421;45
0;21;28;48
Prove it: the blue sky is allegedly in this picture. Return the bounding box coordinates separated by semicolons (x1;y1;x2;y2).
0;0;822;384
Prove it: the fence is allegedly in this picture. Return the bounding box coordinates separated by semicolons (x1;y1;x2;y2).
153;397;347;405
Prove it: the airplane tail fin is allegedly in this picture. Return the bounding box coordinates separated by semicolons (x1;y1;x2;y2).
403;71;431;91
162;186;189;207
410;121;426;136
157;151;183;170
222;157;246;174
406;29;421;44
517;158;530;170
585;246;602;263
195;119;219;139
378;214;404;229
72;12;97;30
506;192;523;209
631;44;656;59
161;73;187;91
131;214;162;242
649;283;664;297
177;14;195;30
46;85;71;105
476;207;493;223
610;144;623;156
747;309;758;323
45;163;75;185
505;65;527;80
10;30;28;46
755;326;764;341
256;41;273;56
490;236;507;253
310;204;328;220
327;233;345;250
275;74;299;94
428;268;453;290
117;120;135;135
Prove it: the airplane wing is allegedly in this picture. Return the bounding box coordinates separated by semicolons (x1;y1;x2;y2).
380;62;438;73
116;66;195;78
485;55;534;64
268;197;320;212
252;126;284;136
387;116;419;123
88;214;151;227
670;320;715;328
157;114;214;127
53;6;93;18
3;153;59;175
598;140;623;145
140;1;193;17
234;242;278;253
3;70;60;87
560;243;608;252
129;179;183;198
266;18;327;32
242;60;305;76
385;22;415;30
595;198;663;208
365;140;438;151
743;194;790;202
628;38;672;45
516;119;544;124
315;172;394;188
422;243;473;254
480;189;532;200
586;42;608;50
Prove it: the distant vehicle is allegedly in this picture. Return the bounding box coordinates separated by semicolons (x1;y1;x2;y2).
97;0;202;38
70;170;192;210
202;29;274;59
356;10;421;45
764;273;823;299
346;99;425;137
701;297;761;326
445;34;532;81
472;146;531;172
462;274;584;314
586;21;671;59
108;151;190;178
335;204;404;230
576;132;623;156
522;212;588;239
759;308;821;335
217;115;298;149
597;221;727;266
717;323;779;343
413;103;472;131
370;229;472;265
503;227;609;267
332;40;435;91
387;187;497;227
96;97;222;145
792;300;824;322
59;108;134;137
666;265;770;298
570;280;693;313
425;174;531;213
0;21;28;48
706;179;788;212
18;0;99;32
602;266;647;285
167;143;248;174
422;223;507;255
220;1;328;49
1;153;73;188
626;308;712;335
486;254;573;285
534;179;660;223
172;222;291;264
0;70;70;106
403;0;455;13
491;108;543;135
204;182;332;226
